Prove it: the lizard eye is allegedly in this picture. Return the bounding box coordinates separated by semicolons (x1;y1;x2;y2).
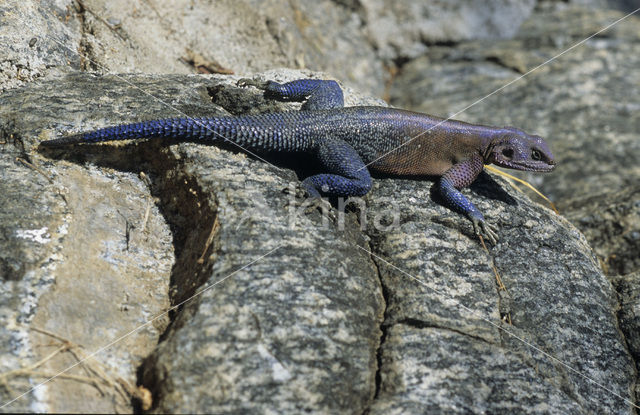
531;149;542;161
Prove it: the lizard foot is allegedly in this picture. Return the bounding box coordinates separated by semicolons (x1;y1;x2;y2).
283;185;336;222
236;78;269;90
471;218;498;246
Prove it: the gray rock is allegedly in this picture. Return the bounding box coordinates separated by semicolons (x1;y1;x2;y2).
138;146;385;413
244;0;385;95
2;0;639;412
0;74;179;412
365;172;635;414
0;71;384;413
0;71;635;413
613;271;640;395
563;185;640;407
0;0;384;96
360;0;536;60
0;1;81;92
387;4;640;412
562;0;640;12
370;326;586;414
563;185;640;277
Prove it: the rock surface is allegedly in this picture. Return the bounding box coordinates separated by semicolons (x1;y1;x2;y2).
563;186;640;277
1;0;639;413
360;0;537;61
0;0;547;97
0;71;635;414
0;0;383;96
0;1;81;92
614;271;640;396
366;173;635;414
562;185;640;409
389;5;640;410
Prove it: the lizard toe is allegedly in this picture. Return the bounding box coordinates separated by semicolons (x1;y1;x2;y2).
286;196;336;222
282;182;318;199
305;198;336;220
283;183;336;221
472;218;499;246
236;78;268;90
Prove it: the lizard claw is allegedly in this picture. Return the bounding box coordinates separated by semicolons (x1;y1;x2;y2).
305;198;336;221
471;218;499;246
236;78;269;90
283;184;336;221
282;183;308;199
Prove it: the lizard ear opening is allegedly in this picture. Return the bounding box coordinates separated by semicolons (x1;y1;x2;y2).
501;148;514;159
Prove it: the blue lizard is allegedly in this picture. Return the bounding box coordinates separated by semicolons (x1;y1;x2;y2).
40;78;556;243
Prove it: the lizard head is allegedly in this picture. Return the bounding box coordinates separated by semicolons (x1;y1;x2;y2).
486;128;556;172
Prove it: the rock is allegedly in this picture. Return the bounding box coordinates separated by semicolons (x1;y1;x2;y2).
563;185;640;406
370;326;586;414
613;271;640;396
364;172;634;414
0;74;179;412
245;0;384;95
360;0;536;61
562;185;640;277
0;71;635;413
0;0;384;97
0;1;81;92
388;4;640;411
565;0;640;12
2;0;639;412
0;70;384;413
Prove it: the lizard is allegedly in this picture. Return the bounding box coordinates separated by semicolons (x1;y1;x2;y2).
39;77;556;244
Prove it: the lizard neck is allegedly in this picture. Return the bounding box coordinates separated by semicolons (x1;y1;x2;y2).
474;126;505;162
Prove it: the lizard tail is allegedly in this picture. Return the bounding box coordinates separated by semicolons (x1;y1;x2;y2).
39;118;221;148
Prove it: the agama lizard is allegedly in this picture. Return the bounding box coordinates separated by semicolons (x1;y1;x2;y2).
40;78;556;244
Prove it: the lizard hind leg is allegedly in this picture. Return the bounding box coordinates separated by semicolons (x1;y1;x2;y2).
302;138;372;198
237;78;344;110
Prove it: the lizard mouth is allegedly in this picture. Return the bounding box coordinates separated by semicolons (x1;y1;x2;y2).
494;159;556;172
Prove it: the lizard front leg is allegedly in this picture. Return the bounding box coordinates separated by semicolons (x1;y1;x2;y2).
438;154;498;244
